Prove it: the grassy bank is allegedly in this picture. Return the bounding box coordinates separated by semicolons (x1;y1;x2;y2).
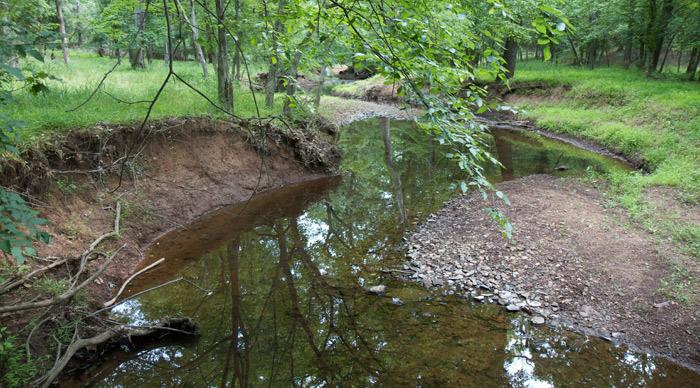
509;62;700;283
510;62;700;198
6;53;281;147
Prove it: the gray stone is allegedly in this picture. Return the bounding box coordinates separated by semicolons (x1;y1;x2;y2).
531;316;546;325
528;300;543;308
391;297;404;306
506;304;521;312
367;285;387;295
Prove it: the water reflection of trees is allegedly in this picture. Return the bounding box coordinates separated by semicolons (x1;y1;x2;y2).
90;119;690;387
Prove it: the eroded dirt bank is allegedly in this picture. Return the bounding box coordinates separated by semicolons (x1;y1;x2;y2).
406;175;700;369
1;117;340;324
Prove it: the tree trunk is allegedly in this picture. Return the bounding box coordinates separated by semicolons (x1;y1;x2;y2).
647;0;674;74
174;0;207;78
659;33;676;73
215;0;233;109
687;48;700;80
231;0;243;81
314;65;327;109
190;0;208;78
164;24;170;65
503;37;518;79
55;0;69;64
129;5;146;69
265;0;286;108
75;0;83;46
283;49;302;116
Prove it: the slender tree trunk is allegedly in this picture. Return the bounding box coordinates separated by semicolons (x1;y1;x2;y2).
659;33;676;73
55;0;69;64
647;0;674;74
215;0;233;109
129;5;146;69
283;49;302;116
314;65;327;109
566;32;581;65
75;0;83;46
503;37;518;79
164;29;170;64
677;47;683;73
687;48;700;80
623;0;634;68
265;0;286;108
176;0;208;78
231;0;243;81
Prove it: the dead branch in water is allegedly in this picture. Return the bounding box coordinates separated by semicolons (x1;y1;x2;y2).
35;317;198;388
103;257;165;307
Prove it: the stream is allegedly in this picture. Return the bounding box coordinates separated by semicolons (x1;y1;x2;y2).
66;118;700;386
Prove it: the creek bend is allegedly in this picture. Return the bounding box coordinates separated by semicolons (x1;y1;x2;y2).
65;118;699;386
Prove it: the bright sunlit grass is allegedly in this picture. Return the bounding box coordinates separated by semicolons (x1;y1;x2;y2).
7;53;280;146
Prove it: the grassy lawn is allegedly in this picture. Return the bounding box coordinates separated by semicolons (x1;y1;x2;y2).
510;61;700;263
6;52;281;147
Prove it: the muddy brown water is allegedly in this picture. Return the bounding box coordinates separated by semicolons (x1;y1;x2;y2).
65;118;699;387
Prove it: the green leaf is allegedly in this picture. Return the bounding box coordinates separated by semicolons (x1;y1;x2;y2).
543;45;552;61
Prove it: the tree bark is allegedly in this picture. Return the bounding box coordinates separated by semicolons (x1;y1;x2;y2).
503;37;518;79
215;0;233;109
231;0;243;81
129;4;146;69
314;65;327;109
265;0;286;108
283;49;302;116
659;32;676;73
687;48;700;80
647;0;674;74
188;0;208;78
55;0;69;64
75;0;83;46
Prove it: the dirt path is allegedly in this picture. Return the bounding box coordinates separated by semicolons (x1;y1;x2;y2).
406;175;700;369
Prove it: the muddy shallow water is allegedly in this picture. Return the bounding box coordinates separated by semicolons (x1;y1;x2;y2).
65;119;699;386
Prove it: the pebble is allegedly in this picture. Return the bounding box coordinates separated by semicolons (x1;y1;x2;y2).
531;316;546;325
367;285;387;295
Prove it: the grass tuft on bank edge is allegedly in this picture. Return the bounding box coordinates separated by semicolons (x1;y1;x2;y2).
511;61;700;199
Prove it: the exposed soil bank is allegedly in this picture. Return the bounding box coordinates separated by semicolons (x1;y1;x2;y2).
406;175;700;370
1;117;339;326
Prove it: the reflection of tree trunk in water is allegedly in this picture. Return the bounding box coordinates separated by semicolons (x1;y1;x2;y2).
380;117;407;225
493;132;514;181
220;238;250;387
287;218;384;374
276;227;323;357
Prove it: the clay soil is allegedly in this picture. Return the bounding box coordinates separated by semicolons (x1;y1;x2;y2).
407;174;700;370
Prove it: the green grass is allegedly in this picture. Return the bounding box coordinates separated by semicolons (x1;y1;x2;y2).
331;75;386;98
6;52;283;147
511;61;700;198
509;61;700;268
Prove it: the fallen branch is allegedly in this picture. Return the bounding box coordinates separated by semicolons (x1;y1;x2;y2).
0;245;125;314
72;202;121;288
36;317;198;388
1;257;73;295
103;257;165;307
